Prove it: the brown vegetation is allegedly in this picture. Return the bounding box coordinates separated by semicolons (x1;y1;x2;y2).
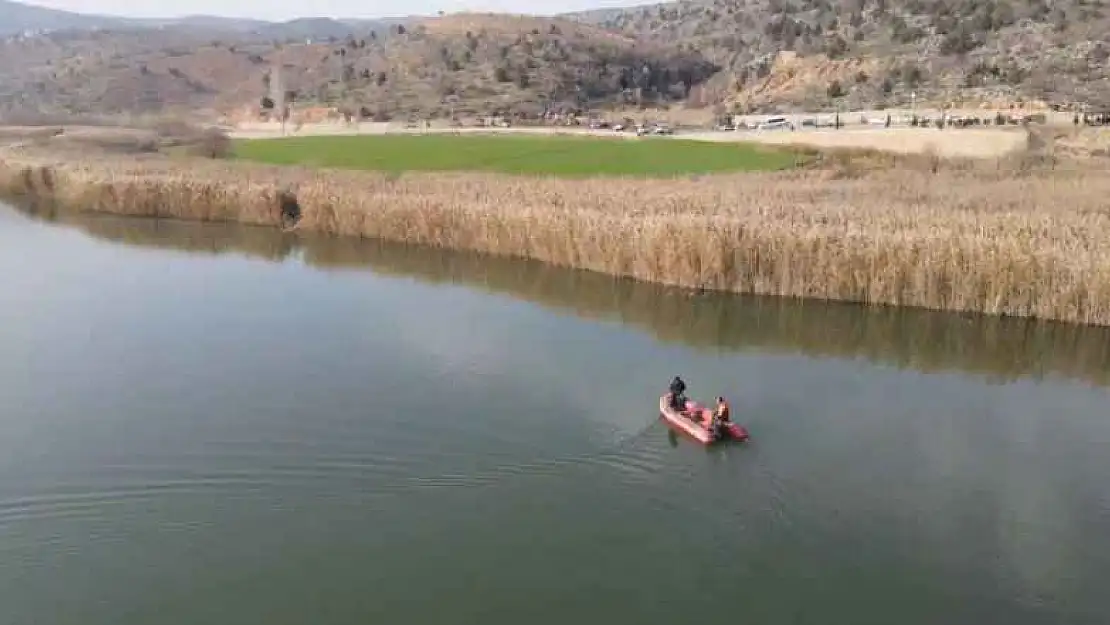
8;0;1110;121
571;0;1110;112
0;121;233;159
2;139;1108;326
0;14;718;120
13;204;1110;387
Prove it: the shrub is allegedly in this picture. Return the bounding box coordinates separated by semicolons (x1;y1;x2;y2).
189;128;231;159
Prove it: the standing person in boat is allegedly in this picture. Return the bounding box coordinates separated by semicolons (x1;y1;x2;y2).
668;376;687;412
707;396;731;439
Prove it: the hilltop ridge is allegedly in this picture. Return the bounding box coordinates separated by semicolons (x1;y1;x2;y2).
0;0;399;39
1;0;1108;120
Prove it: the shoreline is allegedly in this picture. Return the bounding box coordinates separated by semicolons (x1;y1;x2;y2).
12;205;1110;387
1;146;1108;327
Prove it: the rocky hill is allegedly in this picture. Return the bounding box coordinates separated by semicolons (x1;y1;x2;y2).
0;14;718;119
566;0;1110;111
1;0;1109;120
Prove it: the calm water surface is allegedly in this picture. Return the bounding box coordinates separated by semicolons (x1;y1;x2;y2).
1;204;1109;625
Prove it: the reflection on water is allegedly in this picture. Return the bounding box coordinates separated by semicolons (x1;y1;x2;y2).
3;201;1110;625
16;202;1110;387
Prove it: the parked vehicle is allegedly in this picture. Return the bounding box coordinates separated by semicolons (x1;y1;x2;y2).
758;116;794;130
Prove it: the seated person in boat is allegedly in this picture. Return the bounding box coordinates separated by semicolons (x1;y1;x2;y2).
704;396;731;435
668;376;687;411
713;396;730;424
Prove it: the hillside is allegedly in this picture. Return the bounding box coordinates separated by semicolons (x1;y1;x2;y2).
0;0;123;35
0;0;398;40
0;13;718;119
566;0;1110;111
2;0;1110;120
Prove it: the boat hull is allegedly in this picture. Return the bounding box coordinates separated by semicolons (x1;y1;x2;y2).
659;395;750;444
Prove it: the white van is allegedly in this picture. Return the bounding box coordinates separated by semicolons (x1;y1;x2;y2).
758;116;793;130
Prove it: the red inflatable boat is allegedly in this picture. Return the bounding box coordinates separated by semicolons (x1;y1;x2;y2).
659;395;750;444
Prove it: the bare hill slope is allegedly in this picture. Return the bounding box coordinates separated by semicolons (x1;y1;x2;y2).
3;0;1109;119
0;13;718;119
566;0;1110;111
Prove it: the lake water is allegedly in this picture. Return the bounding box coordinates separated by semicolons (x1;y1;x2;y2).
2;202;1109;625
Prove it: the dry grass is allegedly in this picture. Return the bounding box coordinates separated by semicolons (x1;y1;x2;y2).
690;127;1032;159
0;126;65;144
13;203;1110;387
2;145;1110;326
1052;127;1110;160
0;122;233;158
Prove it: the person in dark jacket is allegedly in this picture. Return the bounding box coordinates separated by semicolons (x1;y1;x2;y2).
668;376;687;411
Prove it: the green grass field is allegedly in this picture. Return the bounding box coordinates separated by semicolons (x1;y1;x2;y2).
231;133;798;177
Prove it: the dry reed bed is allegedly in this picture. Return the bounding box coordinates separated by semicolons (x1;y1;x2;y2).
303;236;1110;386
13;203;1110;386
2;148;1110;326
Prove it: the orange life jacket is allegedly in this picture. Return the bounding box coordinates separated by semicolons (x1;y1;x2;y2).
715;401;730;422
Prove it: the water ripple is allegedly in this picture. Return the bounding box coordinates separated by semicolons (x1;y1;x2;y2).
0;479;267;525
0;417;749;531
